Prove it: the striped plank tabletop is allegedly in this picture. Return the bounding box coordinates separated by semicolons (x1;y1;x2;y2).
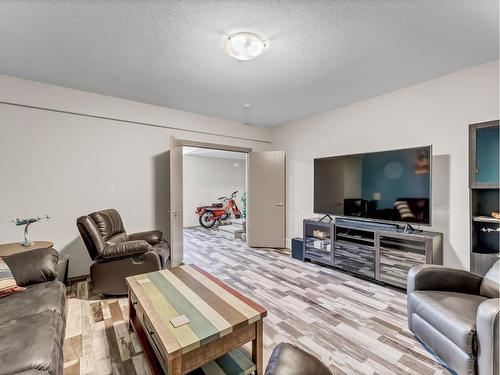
126;264;267;358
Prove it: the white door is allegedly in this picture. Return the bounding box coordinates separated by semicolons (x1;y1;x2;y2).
169;136;183;267
247;151;286;248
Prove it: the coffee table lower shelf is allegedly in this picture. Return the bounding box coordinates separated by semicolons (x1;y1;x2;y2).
130;314;256;375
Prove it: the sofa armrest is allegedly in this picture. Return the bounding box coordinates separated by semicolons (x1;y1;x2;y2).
407;264;483;296
129;230;163;245
101;240;150;259
477;298;500;375
3;247;59;286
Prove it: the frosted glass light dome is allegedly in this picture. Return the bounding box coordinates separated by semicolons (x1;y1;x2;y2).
224;32;266;61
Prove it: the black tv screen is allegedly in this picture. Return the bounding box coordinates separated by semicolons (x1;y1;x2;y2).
314;146;432;225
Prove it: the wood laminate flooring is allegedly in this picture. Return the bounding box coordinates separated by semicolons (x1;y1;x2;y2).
63;227;448;375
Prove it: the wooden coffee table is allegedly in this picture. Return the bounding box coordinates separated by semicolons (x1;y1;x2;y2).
126;265;267;375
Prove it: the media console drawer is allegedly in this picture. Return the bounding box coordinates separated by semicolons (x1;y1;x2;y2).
334;241;375;279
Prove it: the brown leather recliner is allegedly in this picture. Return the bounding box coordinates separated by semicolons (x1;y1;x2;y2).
407;261;499;375
77;208;170;295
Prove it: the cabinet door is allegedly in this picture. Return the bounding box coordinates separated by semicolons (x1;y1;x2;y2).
334;241;375;278
303;222;333;265
379;236;426;288
470;122;500;188
476;126;499;184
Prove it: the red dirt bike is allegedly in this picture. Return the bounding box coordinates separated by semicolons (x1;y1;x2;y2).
196;191;242;228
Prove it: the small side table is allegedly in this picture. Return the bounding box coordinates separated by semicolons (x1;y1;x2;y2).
0;241;54;257
57;253;70;285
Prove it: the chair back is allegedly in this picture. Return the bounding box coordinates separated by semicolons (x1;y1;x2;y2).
77;209;127;260
480;260;500;298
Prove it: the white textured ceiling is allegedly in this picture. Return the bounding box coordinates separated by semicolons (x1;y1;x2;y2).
0;1;498;126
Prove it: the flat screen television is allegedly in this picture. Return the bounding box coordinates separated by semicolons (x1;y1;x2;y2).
314;146;432;225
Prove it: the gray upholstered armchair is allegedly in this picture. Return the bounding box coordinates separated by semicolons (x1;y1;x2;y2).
407;261;499;375
77;208;170;295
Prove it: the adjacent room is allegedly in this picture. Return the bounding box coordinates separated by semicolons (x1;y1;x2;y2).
0;1;498;375
183;146;247;241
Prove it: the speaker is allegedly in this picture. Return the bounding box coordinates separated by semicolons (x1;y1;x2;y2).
291;237;304;261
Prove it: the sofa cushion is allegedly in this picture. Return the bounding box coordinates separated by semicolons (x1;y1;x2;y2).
409;291;487;354
0;257;24;297
0;281;65;326
3;248;59;287
0;312;64;375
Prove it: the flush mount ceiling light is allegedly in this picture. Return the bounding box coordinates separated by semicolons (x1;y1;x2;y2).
224;32;266;61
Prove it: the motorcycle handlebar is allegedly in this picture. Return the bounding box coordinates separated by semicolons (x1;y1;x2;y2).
218;191;238;200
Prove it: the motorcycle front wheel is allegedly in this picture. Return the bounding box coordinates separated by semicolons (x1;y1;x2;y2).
199;211;217;228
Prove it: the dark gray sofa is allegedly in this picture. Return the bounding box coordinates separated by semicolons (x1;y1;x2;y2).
0;248;66;375
407;260;499;375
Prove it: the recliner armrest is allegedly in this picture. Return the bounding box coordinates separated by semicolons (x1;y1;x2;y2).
265;343;333;375
129;230;163;245
3;247;59;286
101;240;150;259
407;264;483;296
477;298;500;375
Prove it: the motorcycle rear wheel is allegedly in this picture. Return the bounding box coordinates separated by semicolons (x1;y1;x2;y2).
199;211;217;228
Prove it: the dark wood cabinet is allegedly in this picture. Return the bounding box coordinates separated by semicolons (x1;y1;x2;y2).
469;120;500;275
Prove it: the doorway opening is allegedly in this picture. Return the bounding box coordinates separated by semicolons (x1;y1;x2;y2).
183;146;248;244
168;136;285;267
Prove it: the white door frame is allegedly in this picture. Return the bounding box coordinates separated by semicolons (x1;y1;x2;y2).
173;140;286;266
169;137;252;267
178;139;252;154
